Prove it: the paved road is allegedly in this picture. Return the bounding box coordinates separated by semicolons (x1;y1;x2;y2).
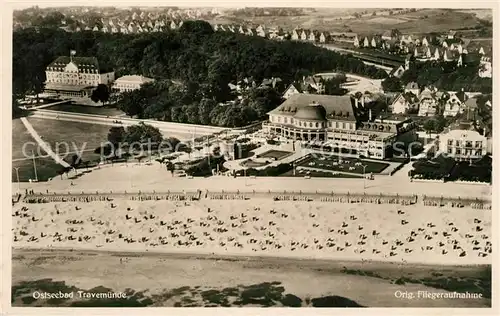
30;109;228;140
20;117;71;168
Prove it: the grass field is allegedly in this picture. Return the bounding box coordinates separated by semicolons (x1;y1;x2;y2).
45;104;125;116
256;150;293;160
212;8;491;36
11;117;112;182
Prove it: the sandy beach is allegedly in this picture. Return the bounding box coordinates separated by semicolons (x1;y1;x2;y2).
12;197;492;266
11;248;491;307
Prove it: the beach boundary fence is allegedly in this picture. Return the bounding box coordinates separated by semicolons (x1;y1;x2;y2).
20;189;490;208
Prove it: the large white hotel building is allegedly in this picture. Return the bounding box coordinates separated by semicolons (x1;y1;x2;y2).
263;94;419;159
43;55;115;98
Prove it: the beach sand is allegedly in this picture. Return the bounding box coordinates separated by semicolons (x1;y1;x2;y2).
12;198;492;266
11;248;491;307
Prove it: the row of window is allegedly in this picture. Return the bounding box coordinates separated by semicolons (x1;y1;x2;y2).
46;79;98;85
447;147;483;156
447;140;483;148
47;73;100;79
115;84;141;89
271;116;353;129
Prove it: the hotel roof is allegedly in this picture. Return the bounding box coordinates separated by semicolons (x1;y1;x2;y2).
268;94;357;122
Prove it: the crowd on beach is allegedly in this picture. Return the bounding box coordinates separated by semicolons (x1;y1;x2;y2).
12;192;492;265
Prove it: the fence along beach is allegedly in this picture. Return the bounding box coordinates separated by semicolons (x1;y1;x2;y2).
13;188;492;266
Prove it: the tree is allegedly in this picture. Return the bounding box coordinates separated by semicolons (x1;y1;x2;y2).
423;119;436;137
124;123;163;145
91;84;110;104
382;76;403;92
391;29;401;39
107;126;125;156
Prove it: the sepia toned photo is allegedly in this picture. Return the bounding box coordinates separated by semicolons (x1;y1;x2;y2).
5;1;496;311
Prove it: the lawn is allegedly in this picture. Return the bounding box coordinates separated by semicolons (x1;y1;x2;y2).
240;159;270;168
11;117;113;182
256;150;293;160
297;155;389;175
45;104;125;116
212;8;489;36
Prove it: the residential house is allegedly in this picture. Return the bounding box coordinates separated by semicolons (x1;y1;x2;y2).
300;30;309;41
389;65;406;78
302;76;324;94
381;30;392;41
439;128;487;161
432;47;441;60
246;28;255;36
404;82;419;95
308;30;318;42
447;30;457;40
111;26;119;33
390;92;419;114
422;37;429;46
319;32;328;43
371;37;378;48
479;56;492;78
291;29;300;41
101;25;109;33
417;88;437;116
238;25;245;34
363;37;370;48
443;91;467;117
92;25;99;32
257;27;266;37
353;35;360;47
170;20;177;29
282;83;303;99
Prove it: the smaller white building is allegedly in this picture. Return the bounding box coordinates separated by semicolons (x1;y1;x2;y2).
113;75;154;93
439;129;488;161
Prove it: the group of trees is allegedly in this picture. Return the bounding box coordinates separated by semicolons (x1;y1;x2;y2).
101;123;164;157
115;79;284;127
383;60;492;94
13;20;387;108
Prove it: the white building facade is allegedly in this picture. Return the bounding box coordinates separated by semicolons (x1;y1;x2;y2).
439;129;488;161
44;56;115;98
112;75;154;93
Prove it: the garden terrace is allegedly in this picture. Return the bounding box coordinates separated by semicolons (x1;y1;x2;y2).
296;155;390;175
256;150;293;161
447;155;492;183
410;154;456;180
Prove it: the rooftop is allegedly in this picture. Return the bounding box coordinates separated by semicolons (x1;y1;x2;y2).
268;94;357;122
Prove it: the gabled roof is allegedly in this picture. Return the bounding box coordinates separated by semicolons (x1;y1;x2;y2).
47;56;111;73
284;83;303;94
464;97;478;109
382;30;392;37
405;82;419;90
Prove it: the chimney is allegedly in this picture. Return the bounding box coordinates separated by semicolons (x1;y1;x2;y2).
369;108;372;122
355;98;359;108
361;96;365;107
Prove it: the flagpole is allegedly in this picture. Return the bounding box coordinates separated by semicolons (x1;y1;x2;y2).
31;150;38;182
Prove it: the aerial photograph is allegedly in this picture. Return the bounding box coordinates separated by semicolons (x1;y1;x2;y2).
9;4;494;309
